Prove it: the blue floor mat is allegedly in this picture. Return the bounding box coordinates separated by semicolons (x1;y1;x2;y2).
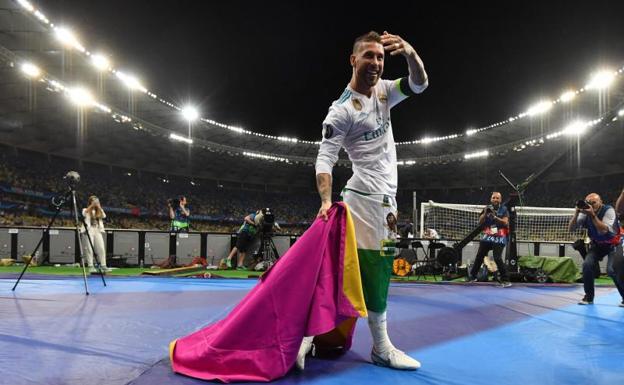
1;277;622;385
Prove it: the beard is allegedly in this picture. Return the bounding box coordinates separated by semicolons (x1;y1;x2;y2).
357;66;382;88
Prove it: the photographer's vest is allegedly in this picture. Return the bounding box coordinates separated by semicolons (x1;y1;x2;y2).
238;213;257;236
481;205;509;245
585;204;621;245
171;207;189;231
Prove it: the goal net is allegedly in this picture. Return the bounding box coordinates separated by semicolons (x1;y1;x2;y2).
420;201;585;243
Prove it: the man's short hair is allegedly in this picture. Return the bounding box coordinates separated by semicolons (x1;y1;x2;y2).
353;31;382;54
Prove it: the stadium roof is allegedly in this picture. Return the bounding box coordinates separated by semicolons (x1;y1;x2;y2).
0;0;623;189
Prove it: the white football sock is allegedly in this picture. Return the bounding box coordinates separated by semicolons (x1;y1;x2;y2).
296;336;314;370
367;310;395;356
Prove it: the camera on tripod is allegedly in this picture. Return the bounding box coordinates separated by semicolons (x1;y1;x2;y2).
63;171;80;188
254;208;275;234
575;199;590;210
251;208;279;271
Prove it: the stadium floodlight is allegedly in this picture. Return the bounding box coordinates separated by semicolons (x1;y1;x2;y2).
181;106;199;122
563;121;587;136
90;54;110;71
618;109;624;117
421;137;434;144
526;100;552;116
466;128;477;136
115;71;147;93
464;150;489;160
169;133;193;144
17;0;34;12
278;136;299;143
560;90;576;102
228;126;244;133
243;151;290;163
54;27;85;52
95;103;112;113
585;70;616;90
67;87;95;107
20;62;41;78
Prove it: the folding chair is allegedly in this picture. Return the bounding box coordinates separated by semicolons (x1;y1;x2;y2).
411;241;439;281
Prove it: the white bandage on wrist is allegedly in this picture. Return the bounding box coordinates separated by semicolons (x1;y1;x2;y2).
408;76;428;94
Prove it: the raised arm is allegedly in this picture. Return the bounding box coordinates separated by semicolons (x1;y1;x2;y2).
380;31;428;89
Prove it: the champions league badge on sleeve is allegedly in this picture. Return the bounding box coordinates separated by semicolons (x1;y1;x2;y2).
322;124;334;139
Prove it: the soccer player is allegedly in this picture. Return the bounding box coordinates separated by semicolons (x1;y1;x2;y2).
306;30;428;370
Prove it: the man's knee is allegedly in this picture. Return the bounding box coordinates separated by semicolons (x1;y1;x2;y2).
607;262;617;279
582;259;596;271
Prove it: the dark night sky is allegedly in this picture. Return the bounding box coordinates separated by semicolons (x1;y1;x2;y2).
41;0;624;141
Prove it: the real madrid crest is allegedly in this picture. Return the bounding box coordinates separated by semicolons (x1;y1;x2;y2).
352;98;362;111
379;93;387;103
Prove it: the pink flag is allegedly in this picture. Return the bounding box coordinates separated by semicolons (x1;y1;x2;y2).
170;202;366;382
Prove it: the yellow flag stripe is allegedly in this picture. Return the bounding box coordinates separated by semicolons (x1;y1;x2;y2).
342;203;368;317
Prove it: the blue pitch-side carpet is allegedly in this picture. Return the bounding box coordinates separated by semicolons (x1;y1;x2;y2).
1;277;622;385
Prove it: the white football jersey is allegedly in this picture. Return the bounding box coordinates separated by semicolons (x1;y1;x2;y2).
316;78;425;195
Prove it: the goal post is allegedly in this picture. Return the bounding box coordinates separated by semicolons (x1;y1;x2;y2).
420;201;585;243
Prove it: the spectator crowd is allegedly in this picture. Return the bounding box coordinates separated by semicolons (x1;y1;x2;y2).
2;149;622;236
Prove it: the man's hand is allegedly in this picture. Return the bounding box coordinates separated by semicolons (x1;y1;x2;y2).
380;30;427;90
380;31;416;57
581;206;595;218
317;201;332;221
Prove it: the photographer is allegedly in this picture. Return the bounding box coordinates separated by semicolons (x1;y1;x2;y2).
568;193;624;306
81;195;110;273
225;210;260;270
225;208;282;270
168;196;190;232
468;192;512;287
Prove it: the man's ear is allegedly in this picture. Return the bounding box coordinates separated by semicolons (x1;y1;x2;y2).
350;54;356;67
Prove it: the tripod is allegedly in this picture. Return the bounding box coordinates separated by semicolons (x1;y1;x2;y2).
12;180;107;295
254;232;280;269
498;170;530;274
